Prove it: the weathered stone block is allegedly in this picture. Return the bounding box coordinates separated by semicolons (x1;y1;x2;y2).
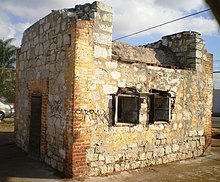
114;164;121;172
106;156;115;164
98;154;105;161
155;158;163;165
102;84;118;95
93;33;112;46
172;144;179;152
107;164;114;173
139;152;146;160
165;146;172;154
189;130;197;137
155;139;161;146
90;167;100;176
105;61;118;69
111;71;121;80
63;34;70;45
126;152;138;160
130;161;141;169
90;161;104;167
200;137;206;146
87;154;99;161
154;147;165;157
198;130;204;136
44;23;50;31
94;68;108;78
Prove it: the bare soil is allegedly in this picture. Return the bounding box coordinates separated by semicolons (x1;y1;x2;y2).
0;119;14;145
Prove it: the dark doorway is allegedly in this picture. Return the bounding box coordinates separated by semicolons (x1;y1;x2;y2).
29;95;42;159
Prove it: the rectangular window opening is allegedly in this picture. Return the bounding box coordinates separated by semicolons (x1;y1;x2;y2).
149;92;171;124
114;93;140;125
154;95;171;122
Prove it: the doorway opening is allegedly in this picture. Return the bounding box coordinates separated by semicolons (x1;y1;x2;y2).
29;95;42;158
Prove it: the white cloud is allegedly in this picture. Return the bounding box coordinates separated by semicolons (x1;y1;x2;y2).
0;0;219;47
0;0;87;46
0;7;31;47
110;0;218;38
0;0;89;22
155;0;205;11
0;21;31;47
15;22;31;33
184;17;219;36
0;14;16;42
13;22;32;47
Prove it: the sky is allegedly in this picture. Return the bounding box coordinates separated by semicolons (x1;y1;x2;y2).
0;0;219;88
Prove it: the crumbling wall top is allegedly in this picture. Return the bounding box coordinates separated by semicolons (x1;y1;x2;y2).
60;1;112;20
23;1;112;35
112;31;209;70
112;41;179;67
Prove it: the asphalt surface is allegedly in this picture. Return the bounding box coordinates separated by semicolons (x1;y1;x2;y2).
0;118;219;182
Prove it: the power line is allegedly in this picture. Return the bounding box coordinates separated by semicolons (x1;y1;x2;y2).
113;8;211;41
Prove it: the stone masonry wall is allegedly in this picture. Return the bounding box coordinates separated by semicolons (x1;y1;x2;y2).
70;2;113;178
83;31;213;176
15;9;74;172
147;31;207;69
16;1;113;179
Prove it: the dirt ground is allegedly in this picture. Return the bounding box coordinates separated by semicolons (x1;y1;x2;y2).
0;118;220;182
0;119;14;146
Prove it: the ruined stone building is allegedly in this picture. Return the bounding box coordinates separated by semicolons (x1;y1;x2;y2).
15;1;213;179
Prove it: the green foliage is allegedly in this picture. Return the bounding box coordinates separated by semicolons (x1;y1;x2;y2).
0;38;17;102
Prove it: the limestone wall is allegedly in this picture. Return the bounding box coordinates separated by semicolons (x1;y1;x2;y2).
83;32;213;176
147;31;207;69
16;9;74;171
16;1;213;179
16;1;113;178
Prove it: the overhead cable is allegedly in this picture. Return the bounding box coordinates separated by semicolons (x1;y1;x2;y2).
113;9;211;41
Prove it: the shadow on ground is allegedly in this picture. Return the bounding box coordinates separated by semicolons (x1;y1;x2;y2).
0;122;63;182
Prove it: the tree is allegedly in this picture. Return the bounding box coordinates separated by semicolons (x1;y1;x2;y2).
0;38;17;102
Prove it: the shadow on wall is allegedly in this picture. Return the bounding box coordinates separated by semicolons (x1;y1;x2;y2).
143;43;180;67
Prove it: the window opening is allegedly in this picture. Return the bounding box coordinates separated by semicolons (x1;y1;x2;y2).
149;89;171;124
113;87;140;125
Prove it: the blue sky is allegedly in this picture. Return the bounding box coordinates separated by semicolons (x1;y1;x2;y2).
0;0;219;87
